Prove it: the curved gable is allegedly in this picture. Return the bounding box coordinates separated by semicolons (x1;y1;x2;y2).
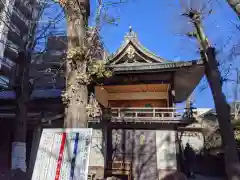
109;27;168;66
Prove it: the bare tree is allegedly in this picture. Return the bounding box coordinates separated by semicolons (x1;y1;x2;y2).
0;0;66;173
225;0;240;17
179;1;240;178
58;0;125;128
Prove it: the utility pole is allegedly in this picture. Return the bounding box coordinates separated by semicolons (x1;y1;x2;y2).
183;10;240;180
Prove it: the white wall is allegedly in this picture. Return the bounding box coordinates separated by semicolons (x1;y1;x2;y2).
179;131;204;152
156;130;177;170
89;129;104;167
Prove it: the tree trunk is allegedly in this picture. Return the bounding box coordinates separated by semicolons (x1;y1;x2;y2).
64;75;88;128
203;48;240;179
11;52;29;172
63;0;90;128
226;0;240;17
186;11;240;179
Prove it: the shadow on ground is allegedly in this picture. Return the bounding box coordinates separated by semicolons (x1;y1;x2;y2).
0;169;28;180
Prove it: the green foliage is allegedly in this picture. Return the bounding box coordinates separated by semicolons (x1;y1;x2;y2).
66;46;113;79
88;60;112;78
235;130;240;142
63;47;113;105
67;46;86;61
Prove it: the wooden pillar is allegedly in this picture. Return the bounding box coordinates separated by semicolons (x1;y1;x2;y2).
174;125;183;172
102;108;112;178
103;125;108;169
104;125;112;178
168;72;175;107
27;126;42;178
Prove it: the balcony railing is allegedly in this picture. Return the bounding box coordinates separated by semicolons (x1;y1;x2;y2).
106;107;194;123
88;107;194;123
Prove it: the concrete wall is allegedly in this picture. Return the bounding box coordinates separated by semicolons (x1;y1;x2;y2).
156;130;177;179
89;129;105;179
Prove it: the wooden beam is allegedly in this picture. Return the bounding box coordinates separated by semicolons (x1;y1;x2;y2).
95;86;108;107
108;92;168;100
102;73;171;85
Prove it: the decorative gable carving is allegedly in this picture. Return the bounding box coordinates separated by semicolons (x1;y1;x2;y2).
126;45;135;60
109;26;168;66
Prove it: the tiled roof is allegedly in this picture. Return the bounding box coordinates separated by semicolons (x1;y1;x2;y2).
199;101;240;117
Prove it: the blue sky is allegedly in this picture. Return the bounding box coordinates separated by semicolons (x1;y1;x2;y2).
92;0;240;108
40;0;240;108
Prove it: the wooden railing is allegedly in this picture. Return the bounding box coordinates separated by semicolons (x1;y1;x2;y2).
109;107;194;122
105;161;132;180
107;161;132;171
87;107;195;123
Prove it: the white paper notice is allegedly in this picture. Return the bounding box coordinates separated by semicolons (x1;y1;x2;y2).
31;128;92;180
11;142;27;172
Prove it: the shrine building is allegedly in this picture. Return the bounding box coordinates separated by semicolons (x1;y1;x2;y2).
0;28;205;180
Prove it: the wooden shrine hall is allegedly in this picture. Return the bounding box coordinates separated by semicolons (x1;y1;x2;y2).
0;28;204;180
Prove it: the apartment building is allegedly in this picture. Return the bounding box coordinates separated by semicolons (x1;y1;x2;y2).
0;0;40;86
30;30;107;92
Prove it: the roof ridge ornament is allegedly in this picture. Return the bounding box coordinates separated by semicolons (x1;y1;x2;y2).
109;27;169;65
124;25;137;42
129;25;132;32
